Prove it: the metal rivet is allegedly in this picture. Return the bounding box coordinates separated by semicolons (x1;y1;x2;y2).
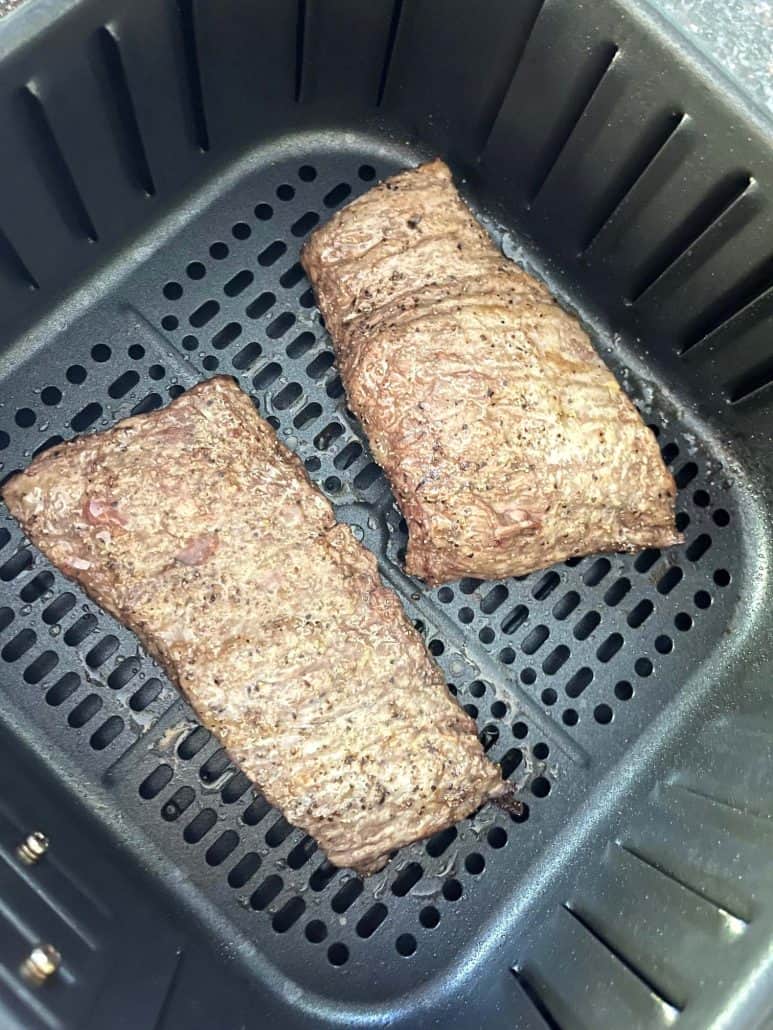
16;831;49;865
20;943;61;985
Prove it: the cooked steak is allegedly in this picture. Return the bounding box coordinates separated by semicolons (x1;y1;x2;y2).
301;159;682;585
2;377;511;874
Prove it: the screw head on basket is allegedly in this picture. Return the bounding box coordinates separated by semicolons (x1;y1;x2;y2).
20;943;60;985
16;831;49;865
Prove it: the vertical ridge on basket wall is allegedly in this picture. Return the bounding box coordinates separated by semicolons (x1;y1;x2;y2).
0;87;89;320
513;905;681;1029
680;254;773;358
0;226;38;305
578;110;685;254
175;0;209;151
523;42;683;254
643;185;773;396
111;1;205;189
26;45;155;241
626;172;755;303
191;0;297;149
16;84;98;241
382;0;545;159
725;305;773;404
93;26;156;197
481;0;625;203
299;0;394;107
510;713;773;1030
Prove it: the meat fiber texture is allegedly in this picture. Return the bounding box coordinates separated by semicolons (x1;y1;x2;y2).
301;159;682;586
2;377;511;874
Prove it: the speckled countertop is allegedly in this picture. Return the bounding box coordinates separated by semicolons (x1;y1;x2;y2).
0;0;770;117
0;0;26;16
655;0;772;115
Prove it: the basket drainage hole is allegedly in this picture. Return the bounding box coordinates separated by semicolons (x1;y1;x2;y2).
511;802;530;823
359;165;376;181
396;934;416;957
163;281;183;300
614;680;633;701
442;878;463;901
562;708;578;726
487;826;508;848
327;942;348;966
512;721;528;739
355;902;388;939
162;786;195;821
594;703;613;724
298;165;317;182
286;836;317;870
655;634;673;654
674;612;692;632
272;897;305;933
420;905;440;929
331;876;363;913
250;875;283;911
15;408;36;428
530;777;551;798
305;919;327;943
138;764;172;799
91;344;111;362
67;364;87;384
465;852;485;875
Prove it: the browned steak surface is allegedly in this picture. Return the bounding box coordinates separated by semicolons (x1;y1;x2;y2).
2;376;509;873
302;160;681;585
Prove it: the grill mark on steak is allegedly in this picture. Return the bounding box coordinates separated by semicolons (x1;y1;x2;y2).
1;376;511;873
301;159;682;586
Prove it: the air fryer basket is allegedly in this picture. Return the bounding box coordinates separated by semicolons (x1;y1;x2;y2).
0;2;771;1028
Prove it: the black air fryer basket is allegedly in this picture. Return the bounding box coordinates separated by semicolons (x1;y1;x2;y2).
0;2;771;1028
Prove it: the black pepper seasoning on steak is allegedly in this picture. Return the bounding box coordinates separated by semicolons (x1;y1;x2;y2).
301;160;681;585
2;377;511;873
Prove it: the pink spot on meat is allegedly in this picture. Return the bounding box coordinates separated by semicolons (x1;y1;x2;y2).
175;533;218;566
83;497;127;528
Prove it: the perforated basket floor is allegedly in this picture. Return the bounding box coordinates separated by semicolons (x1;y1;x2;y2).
0;137;753;1010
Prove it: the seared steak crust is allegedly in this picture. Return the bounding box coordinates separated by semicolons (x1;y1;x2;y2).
302;160;681;585
2;377;509;873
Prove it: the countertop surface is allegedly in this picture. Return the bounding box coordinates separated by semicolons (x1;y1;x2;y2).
655;0;772;116
0;0;770;117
